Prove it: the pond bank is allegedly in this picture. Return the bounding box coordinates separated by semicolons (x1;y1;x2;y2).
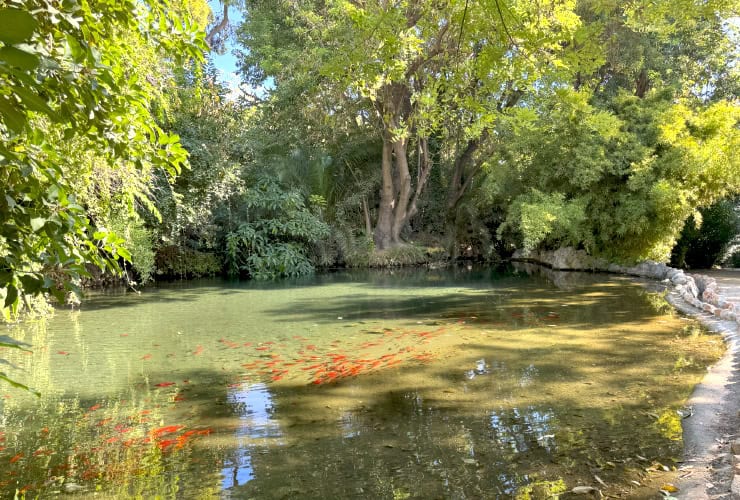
667;270;740;500
512;249;740;499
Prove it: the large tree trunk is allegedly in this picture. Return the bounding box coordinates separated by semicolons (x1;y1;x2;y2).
372;83;433;250
635;68;650;98
374;135;395;250
390;138;411;244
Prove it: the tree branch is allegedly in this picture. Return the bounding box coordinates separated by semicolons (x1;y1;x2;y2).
206;1;230;49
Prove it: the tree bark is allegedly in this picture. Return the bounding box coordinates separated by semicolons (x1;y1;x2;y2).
391;137;411;244
407;137;431;222
635;68;650;98
362;198;372;236
205;1;230;50
374;135;395;250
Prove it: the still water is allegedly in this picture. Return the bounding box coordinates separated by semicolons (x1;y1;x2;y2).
0;265;723;498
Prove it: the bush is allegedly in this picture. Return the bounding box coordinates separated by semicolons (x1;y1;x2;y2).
368;244;429;267
671;198;739;269
225;176;330;279
155;246;222;279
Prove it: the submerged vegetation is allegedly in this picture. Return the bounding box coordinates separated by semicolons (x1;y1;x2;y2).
0;270;726;497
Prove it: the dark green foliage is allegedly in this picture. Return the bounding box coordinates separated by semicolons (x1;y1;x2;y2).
671;199;740;269
728;250;740;269
154;246;222;279
225;176;330;279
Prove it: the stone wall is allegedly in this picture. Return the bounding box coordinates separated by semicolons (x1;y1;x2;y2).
511;247;740;326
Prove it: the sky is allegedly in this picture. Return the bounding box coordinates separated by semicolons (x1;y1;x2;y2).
207;0;244;100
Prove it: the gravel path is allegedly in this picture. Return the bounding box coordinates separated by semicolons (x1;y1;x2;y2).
671;269;740;500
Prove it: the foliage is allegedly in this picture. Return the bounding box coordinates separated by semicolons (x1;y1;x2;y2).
671;198;740;269
368;244;429;268
0;0;205;318
156;62;247;261
225;176;330;279
489;89;740;262
728;250;740;269
107;213;156;284
237;0;586;249
154;246;222;279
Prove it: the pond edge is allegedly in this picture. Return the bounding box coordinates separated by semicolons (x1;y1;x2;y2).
511;247;740;500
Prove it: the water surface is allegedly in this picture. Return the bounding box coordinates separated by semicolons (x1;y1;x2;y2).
0;266;723;498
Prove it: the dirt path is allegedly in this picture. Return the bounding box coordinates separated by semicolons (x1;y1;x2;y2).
670;269;740;499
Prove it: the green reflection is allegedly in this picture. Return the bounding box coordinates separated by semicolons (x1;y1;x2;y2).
0;266;723;498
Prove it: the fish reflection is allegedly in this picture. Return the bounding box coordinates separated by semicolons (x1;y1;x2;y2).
222;383;282;490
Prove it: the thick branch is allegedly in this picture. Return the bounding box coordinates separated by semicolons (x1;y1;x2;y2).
407;137;431;222
405;22;451;79
205;1;230;49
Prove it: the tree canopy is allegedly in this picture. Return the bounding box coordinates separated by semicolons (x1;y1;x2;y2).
1;0;739;321
0;0;205;316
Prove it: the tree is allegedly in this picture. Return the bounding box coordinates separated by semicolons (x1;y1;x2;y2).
0;0;205;317
236;0;584;250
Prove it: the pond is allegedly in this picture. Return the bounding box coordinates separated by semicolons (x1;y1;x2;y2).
0;265;723;498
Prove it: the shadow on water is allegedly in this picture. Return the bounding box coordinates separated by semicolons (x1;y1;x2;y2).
74;264;577;312
0;265;721;498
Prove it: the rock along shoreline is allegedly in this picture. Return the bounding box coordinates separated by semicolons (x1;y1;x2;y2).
511;247;740;500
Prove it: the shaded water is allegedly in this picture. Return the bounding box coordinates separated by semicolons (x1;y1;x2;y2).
0;266;723;498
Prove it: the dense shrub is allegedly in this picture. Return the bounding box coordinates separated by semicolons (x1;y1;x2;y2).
225;176;330;279
670;198;739;269
155;246;222;279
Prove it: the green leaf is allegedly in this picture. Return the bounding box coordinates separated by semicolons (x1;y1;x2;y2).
30;217;46;232
0;372;40;397
19;274;42;294
3;284;17;308
12;86;55;117
0;46;40;70
0;8;38;44
65;33;86;63
117;247;132;261
0;96;27;133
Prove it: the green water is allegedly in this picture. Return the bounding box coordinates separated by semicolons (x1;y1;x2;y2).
0;266;722;498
